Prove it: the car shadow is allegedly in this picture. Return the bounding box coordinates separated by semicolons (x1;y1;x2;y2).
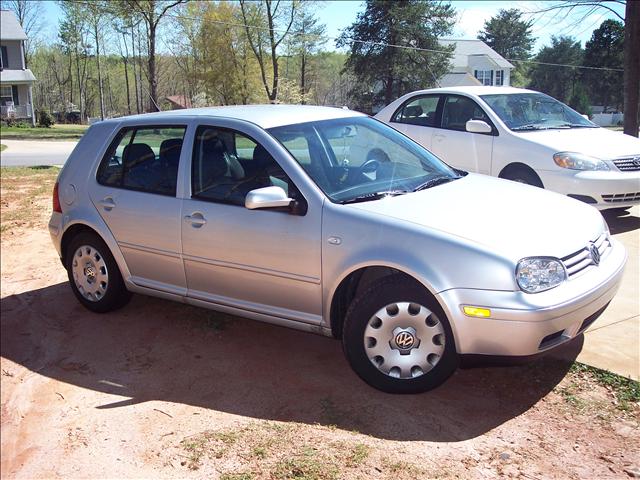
602;208;640;235
1;282;582;442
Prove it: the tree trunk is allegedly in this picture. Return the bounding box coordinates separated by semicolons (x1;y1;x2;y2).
123;58;132;115
94;22;105;120
132;25;141;114
300;51;306;104
148;24;159;111
624;0;640;137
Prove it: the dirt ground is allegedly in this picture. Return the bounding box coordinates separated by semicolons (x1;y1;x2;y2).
1;167;639;479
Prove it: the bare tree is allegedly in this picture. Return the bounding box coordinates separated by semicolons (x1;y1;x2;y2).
0;0;44;65
240;0;297;103
125;0;185;112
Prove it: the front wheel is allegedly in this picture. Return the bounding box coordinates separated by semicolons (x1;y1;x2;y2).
500;166;544;188
342;275;458;393
65;232;131;313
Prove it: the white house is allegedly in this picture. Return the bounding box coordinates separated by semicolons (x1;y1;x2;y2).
438;39;514;88
0;9;36;125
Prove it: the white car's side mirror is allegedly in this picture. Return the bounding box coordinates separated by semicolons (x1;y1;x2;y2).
245;186;293;210
466;119;493;134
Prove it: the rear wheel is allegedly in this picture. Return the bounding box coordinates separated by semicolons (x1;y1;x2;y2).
500;165;543;188
65;232;131;313
342;275;458;393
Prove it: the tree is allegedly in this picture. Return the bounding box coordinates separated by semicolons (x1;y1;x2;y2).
478;8;534;60
0;0;45;65
583;19;624;112
477;8;534;87
289;3;326;104
240;0;297;103
337;0;455;112
624;0;639;136
528;36;585;108
530;1;638;136
125;0;185;111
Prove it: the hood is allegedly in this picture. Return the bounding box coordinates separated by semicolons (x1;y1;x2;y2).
347;174;606;261
514;127;640;159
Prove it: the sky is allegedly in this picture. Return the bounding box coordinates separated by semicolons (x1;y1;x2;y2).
38;0;626;53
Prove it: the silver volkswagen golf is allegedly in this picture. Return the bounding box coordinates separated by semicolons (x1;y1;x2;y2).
49;105;626;393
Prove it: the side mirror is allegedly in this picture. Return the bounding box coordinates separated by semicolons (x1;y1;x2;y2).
245;186;293;210
466;119;493;134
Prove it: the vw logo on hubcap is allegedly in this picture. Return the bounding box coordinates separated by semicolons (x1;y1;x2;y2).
394;331;416;350
588;243;600;266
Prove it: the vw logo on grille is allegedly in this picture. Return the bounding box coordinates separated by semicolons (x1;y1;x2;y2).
633;156;640;168
394;331;416;350
588;243;601;266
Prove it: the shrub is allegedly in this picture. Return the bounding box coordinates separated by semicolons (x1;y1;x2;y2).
37;111;55;128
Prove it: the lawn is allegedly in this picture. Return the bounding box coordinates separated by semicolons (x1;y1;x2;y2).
0;143;6;152
0;123;89;140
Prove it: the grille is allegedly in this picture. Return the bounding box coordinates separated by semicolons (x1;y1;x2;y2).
602;192;640;203
561;232;611;278
613;156;640;172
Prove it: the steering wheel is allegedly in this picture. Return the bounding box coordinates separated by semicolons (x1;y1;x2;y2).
358;158;381;176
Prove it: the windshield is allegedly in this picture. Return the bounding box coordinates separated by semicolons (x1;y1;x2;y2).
480;92;597;131
268;116;459;203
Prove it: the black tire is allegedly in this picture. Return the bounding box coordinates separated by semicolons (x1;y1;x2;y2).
65;232;131;313
342;275;458;394
500;166;544;188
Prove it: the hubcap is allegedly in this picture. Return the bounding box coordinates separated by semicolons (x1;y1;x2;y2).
363;302;445;379
71;245;109;302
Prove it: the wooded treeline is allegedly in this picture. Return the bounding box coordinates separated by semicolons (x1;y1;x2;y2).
1;0;635;134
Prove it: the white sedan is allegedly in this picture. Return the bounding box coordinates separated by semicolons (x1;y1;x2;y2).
375;86;640;210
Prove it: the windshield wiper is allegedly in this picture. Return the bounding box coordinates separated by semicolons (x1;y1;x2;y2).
413;176;460;192
511;124;548;131
555;123;597;128
340;190;408;204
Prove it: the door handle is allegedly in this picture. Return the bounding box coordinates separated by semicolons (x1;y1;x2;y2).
184;212;207;227
99;197;116;211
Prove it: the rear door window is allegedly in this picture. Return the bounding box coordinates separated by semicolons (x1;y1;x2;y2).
97;125;186;196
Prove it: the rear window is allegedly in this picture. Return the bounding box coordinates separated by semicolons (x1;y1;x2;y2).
97;125;186;196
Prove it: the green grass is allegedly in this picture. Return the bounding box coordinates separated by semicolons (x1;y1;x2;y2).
0;143;6;152
569;362;640;412
0;123;88;140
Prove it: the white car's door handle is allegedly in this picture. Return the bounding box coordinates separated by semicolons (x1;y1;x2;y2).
184;212;207;227
99;197;116;211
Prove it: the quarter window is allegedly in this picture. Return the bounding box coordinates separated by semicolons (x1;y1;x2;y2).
191;126;293;207
97;126;186;196
392;95;440;127
441;96;492;132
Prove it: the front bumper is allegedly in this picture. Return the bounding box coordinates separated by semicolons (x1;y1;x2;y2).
538;169;640;209
437;238;626;357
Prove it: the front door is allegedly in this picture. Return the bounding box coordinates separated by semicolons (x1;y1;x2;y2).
430;94;494;174
90;125;187;294
180;124;323;324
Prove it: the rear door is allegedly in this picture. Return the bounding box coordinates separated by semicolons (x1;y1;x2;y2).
388;94;442;150
430;94;495;174
89;124;188;295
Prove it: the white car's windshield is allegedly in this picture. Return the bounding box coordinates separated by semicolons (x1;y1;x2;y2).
480;92;597;131
268;117;460;203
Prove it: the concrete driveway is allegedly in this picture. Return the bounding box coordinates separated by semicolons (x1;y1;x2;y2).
577;205;640;379
0;139;77;166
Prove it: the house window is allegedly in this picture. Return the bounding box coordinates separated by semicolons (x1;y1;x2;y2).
474;70;493;86
496;70;504;86
0;85;14;105
0;46;8;70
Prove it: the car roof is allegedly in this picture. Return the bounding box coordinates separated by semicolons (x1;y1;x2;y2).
101;104;366;129
405;86;537;97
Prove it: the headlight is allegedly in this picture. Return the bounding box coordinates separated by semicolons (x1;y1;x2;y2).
553;152;609;171
516;257;567;293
